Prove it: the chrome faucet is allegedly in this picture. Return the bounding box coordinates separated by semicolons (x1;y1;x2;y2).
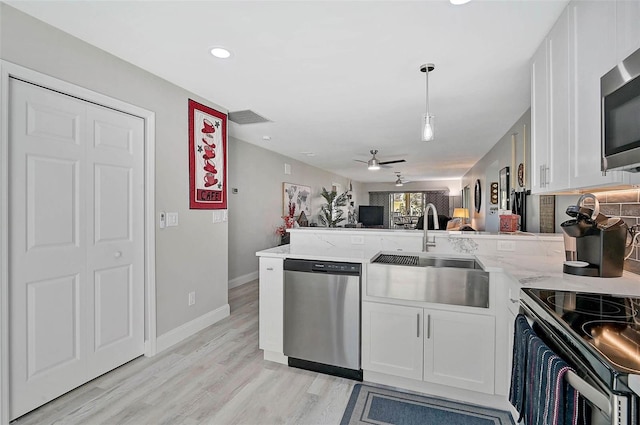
423;203;438;251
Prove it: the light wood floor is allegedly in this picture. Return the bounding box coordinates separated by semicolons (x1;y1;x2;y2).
12;280;356;425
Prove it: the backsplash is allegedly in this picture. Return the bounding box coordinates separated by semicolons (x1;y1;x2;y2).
590;189;640;275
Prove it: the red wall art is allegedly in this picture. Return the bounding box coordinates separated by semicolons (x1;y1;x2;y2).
188;99;227;209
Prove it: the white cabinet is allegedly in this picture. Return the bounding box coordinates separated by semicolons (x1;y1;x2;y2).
531;41;549;194
531;1;634;193
569;1;626;189
258;256;284;354
547;8;571;192
424;310;495;394
615;0;640;64
362;301;495;394
531;8;570;193
362;302;423;380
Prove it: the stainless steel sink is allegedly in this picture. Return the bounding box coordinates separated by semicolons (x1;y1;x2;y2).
367;253;489;308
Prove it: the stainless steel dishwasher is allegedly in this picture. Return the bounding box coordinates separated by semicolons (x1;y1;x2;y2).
283;258;362;380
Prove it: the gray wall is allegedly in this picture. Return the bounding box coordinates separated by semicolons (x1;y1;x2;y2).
227;137;358;281
1;4;228;336
461;110;534;231
460;108;581;233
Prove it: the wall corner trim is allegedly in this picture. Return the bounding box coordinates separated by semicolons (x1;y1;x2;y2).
155;304;230;354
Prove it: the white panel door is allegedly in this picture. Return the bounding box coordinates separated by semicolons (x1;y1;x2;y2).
8;78;144;420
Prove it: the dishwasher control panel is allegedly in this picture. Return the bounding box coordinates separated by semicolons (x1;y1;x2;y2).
284;259;361;275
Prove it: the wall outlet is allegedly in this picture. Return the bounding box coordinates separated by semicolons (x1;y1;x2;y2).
497;240;516;252
188;291;196;306
350;235;364;245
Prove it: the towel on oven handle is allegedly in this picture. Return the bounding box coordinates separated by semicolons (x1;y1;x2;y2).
509;314;580;425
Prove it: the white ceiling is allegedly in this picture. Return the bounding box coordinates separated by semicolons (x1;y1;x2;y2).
7;0;569;184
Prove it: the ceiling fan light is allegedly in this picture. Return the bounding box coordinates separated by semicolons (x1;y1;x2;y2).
395;178;403;186
450;0;471;5
422;113;435;142
368;158;380;170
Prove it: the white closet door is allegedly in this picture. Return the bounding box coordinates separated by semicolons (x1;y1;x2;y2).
8;78;144;420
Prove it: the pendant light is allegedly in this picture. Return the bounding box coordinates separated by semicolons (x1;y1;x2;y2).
420;63;435;142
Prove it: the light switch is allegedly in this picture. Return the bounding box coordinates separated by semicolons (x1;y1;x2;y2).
166;212;179;227
213;210;222;223
223;210;228;222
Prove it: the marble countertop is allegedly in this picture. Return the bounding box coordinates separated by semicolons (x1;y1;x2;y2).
477;254;640;296
257;244;640;295
256;244;380;263
287;227;563;241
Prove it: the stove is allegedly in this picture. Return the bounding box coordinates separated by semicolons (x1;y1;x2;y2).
520;288;640;425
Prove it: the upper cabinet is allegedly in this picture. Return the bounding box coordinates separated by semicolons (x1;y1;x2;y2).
531;0;638;194
531;8;570;193
616;0;640;64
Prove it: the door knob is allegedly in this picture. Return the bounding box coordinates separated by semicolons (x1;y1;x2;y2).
114;251;122;258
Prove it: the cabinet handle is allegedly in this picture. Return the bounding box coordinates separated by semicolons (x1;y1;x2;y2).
539;165;544;187
417;313;420;338
426;314;431;339
266;267;274;271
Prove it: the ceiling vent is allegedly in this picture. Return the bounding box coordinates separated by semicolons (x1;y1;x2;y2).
228;110;271;125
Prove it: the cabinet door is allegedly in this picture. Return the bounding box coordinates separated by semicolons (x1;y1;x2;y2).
531;40;549;194
547;8;570;192
424;310;495;394
258;257;284;353
616;0;640;64
570;1;624;188
362;302;423;380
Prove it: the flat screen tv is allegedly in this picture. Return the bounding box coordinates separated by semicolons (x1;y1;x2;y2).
358;205;384;227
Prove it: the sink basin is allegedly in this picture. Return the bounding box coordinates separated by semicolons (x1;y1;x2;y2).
367;253;489;308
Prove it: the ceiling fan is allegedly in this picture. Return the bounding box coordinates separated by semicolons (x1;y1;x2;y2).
354;150;406;170
394;172;411;186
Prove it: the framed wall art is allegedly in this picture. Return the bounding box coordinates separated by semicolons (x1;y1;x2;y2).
499;166;510;210
490;182;498;204
188;99;227;209
283;183;311;218
474;179;482;213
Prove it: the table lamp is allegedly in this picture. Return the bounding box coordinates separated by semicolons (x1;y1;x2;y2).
453;208;470;224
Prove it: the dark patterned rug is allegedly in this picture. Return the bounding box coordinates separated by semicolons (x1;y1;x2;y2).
340;384;515;425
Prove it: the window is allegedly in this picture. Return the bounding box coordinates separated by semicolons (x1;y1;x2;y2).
391;192;425;228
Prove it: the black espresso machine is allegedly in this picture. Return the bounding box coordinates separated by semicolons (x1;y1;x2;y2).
560;193;634;277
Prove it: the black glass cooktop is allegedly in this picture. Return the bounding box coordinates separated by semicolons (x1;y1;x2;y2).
525;289;640;374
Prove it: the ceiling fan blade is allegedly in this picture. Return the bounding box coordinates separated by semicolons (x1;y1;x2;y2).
353;159;368;164
379;159;406;165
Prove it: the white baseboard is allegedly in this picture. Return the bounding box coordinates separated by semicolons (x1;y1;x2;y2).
228;271;258;289
156;304;230;353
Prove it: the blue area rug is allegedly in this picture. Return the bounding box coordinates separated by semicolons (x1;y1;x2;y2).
340;384;515;425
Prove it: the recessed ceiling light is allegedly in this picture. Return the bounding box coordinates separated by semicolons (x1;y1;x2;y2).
450;0;471;4
210;47;231;59
262;136;271;141
300;152;316;157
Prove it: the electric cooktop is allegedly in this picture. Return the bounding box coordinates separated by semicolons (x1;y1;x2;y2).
524;289;640;375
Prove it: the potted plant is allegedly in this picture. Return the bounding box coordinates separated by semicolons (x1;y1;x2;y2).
318;187;348;227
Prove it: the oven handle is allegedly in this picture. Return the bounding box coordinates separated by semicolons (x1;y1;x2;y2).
565;370;611;417
520;302;613;418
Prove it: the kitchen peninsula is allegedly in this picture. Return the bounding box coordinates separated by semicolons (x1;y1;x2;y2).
257;228;576;409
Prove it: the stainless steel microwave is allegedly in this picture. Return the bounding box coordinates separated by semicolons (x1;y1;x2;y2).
601;46;640;172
